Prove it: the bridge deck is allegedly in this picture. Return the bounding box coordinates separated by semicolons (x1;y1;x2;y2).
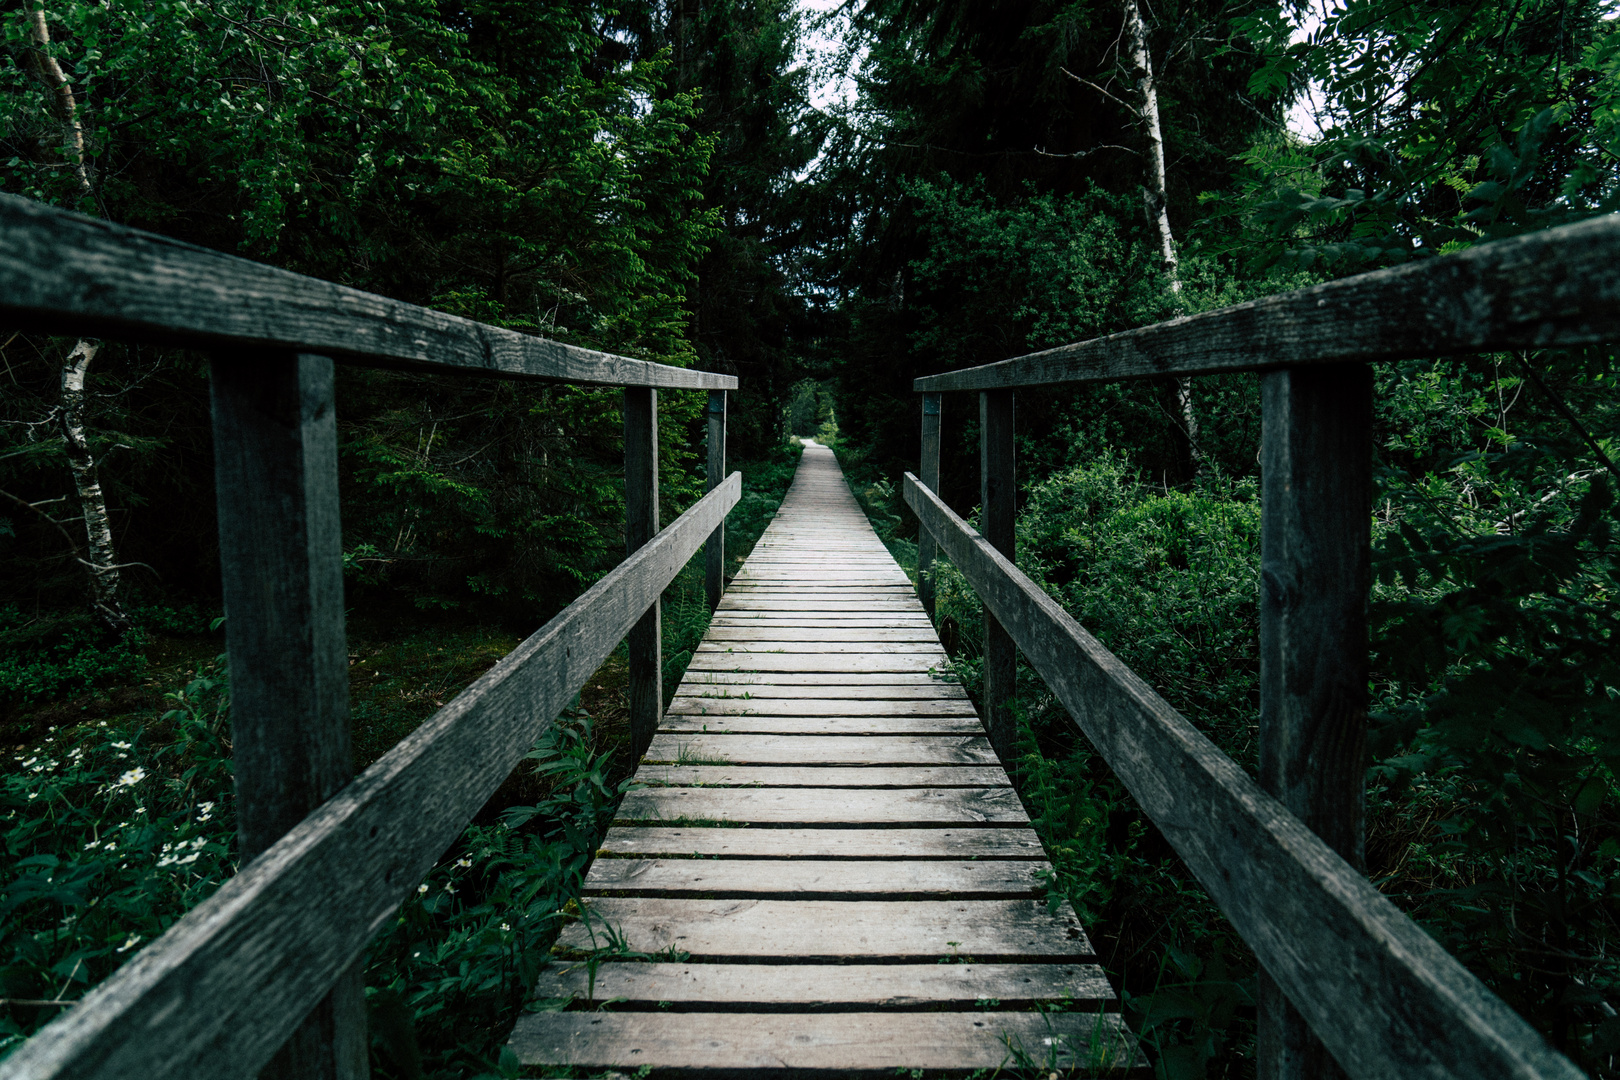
510;444;1142;1075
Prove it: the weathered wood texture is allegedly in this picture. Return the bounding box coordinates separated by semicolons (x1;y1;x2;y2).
533;961;1111;1008
914;214;1620;392
920;392;942;616
902;472;1582;1080
979;389;1017;761
554;899;1094;961
642;733;997;765
0;474;739;1080
705;390;727;610
512;1012;1145;1074
582;859;1048;898
209;353;366;1080
597;827;1045;859
1258;364;1372;1080
615;786;1029;825
514;445;1128;1074
0;194;735;389
635;765;1011;787
625;387;662;756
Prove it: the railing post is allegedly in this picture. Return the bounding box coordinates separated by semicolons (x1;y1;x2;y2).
918;393;941;618
209;352;368;1080
979;388;1017;762
625;386;662;755
705;390;727;611
1257;363;1372;1080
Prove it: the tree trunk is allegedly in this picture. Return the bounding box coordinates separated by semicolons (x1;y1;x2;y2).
1122;0;1200;472
22;3;92;198
60;340;130;634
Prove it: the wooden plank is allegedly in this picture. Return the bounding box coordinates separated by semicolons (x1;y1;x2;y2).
717;600;926;612
532;961;1113;1008
902;472;1585;1080
644;733;995;766
616;787;1028;825
710;614;936;624
0;475;742;1080
582;859;1047;898
694;641;946;654
634;765;1010;787
705;627;939;642
658;717;984;736
554;899;1094;961
676;683;968;700
667;698;976;716
209;353;365;1080
705;390;726;611
979;388;1017;762
597;827;1045;859
680;671;962;687
0;195;735;390
686;654;950;674
913;214;1620;391
1257;363;1372;1080
625;387;662;756
510;1010;1145;1073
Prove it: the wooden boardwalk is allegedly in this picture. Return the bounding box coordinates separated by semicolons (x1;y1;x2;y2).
510;444;1142;1075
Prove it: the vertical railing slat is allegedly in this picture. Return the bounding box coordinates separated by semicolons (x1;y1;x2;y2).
979;388;1017;762
705;390;727;611
209;352;368;1080
918;393;941;618
1257;363;1374;1080
625;386;662;756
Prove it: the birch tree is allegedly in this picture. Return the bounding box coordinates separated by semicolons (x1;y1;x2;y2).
1067;0;1201;471
19;5;130;633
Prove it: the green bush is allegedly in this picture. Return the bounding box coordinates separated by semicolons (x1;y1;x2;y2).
0;608;149;719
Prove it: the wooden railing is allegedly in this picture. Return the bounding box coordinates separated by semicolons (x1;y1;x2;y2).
0;193;738;1080
906;214;1620;1080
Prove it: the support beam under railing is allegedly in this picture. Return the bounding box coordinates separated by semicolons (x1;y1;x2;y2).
625;387;662;755
979;389;1017;762
705;390;727;611
1257;363;1373;1080
210;352;367;1079
918;393;941;618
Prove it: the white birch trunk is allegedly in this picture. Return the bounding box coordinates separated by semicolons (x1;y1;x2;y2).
1123;0;1201;470
23;4;92;198
60;340;130;633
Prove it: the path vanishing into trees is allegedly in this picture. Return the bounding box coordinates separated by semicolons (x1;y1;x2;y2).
509;442;1142;1074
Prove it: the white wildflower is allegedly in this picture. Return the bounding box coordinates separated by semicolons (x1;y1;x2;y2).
116;934;141;953
115;767;146;787
500;922;511;932
455;858;471;868
417;884;428;895
111;741;131;750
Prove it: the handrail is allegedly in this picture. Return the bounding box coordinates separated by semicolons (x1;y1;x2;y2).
1;192;738;1077
903;474;1581;1080
0;194;736;390
914;213;1620;392
0;475;740;1080
906;223;1616;1078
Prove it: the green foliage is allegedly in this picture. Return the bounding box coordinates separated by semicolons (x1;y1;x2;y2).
1221;0;1620;270
367;713;637;1078
1;665;235;1053
1363;352;1620;1065
0;607;148;719
0;656;645;1078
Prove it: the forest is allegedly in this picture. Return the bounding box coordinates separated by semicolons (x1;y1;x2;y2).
2;0;1618;1075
